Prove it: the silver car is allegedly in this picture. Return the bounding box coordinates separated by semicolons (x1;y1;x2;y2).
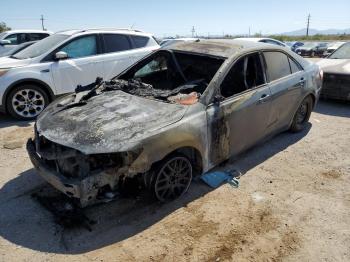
27;40;322;207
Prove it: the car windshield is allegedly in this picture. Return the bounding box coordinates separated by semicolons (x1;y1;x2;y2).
114;50;225;104
328;43;350;59
12;34;69;59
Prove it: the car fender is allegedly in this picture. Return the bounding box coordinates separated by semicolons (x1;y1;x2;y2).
129;109;209;174
1;69;55;110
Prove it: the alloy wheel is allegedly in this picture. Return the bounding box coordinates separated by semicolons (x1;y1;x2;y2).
11;89;46;118
154;156;192;202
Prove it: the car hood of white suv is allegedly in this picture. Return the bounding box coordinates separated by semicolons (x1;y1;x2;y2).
0;56;32;69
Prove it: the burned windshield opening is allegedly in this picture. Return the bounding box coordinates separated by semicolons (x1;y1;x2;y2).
118;50;225;104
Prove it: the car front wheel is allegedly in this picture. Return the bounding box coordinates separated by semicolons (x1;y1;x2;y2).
290;96;313;133
151;154;193;202
7;85;49;120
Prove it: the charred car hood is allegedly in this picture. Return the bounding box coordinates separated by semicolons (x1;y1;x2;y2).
36;91;188;154
317;59;350;75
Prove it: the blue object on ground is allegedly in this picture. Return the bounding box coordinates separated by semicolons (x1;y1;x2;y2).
201;170;240;188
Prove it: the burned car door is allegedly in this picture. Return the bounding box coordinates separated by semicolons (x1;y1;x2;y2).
263;51;304;132
206;52;272;165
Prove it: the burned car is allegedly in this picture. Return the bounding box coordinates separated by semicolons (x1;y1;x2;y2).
27;40;322;207
317;42;350;101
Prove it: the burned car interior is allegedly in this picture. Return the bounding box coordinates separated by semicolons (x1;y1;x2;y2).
220;52;265;98
118;50;225;104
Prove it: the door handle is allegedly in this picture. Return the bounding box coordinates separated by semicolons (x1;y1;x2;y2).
258;94;270;104
299;78;306;87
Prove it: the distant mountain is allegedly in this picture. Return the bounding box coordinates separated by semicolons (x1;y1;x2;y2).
281;28;350;36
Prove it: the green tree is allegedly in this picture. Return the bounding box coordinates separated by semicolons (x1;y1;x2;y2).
0;22;11;33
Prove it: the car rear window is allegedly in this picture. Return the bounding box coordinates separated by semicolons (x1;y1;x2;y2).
103;34;131;53
28;33;49;41
131;35;150;48
264;51;291;81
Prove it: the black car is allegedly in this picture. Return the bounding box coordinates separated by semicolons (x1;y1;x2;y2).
296;42;328;57
286;41;304;52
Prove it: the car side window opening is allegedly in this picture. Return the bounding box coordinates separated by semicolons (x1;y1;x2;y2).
28;33;49;41
263;51;291;82
4;34;26;45
131;35;150;48
220;53;265;98
103;34;131;53
289;57;302;74
59;35;97;59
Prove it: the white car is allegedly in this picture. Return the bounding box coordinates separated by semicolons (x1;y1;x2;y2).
323;42;346;57
235;37;288;48
0;30;51;56
0;28;159;119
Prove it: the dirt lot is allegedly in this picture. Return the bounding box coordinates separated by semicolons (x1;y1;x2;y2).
0;99;349;262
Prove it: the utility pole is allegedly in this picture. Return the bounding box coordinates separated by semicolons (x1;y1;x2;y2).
248;26;251;37
40;15;46;31
306;14;311;37
191;26;195;37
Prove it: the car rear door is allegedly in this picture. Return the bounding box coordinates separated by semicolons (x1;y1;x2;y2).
263;51;305;133
98;34;137;80
206;52;272;165
50;34;105;94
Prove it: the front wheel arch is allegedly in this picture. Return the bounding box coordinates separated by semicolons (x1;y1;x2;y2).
3;79;54;113
143;146;203;190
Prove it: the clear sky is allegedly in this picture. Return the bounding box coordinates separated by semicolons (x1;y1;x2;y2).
1;0;349;37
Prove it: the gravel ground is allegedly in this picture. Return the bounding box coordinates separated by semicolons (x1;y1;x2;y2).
0;99;349;262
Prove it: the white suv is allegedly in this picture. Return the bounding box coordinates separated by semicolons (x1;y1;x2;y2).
0;30;52;56
0;29;159;119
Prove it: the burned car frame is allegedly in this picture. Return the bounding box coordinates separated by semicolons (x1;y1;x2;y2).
27;40;322;207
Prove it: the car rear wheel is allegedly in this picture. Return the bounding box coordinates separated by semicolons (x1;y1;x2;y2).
290;96;313;133
7;85;49;120
151;154;193;202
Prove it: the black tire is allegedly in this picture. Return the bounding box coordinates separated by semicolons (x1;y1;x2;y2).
6;85;49;120
290;96;313;133
150;153;193;202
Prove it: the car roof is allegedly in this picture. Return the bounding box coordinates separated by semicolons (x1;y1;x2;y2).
55;28;154;37
236;37;282;42
2;30;52;34
163;39;281;58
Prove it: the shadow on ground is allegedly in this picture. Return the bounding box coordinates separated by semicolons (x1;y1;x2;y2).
0;123;311;254
314;99;350;118
0;113;33;128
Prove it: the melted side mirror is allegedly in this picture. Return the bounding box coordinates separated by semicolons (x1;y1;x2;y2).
213;95;224;104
